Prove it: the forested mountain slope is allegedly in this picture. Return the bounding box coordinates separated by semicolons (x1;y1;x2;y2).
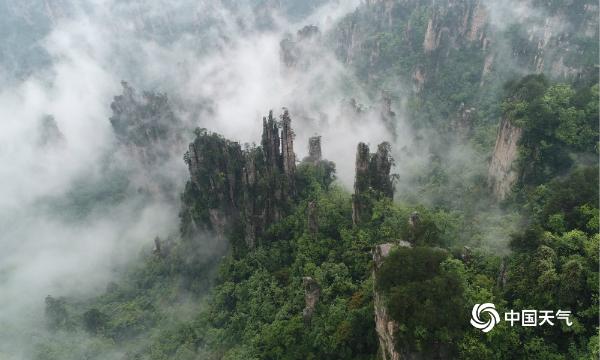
0;0;597;359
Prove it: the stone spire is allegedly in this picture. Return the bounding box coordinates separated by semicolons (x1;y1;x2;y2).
354;142;370;194
262;110;280;172
307;135;322;164
280;108;296;193
371;142;394;198
352;141;395;225
352;142;371;225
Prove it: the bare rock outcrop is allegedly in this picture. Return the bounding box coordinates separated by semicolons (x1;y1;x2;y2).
306;136;322;164
372;241;411;360
281;109;296;194
467;1;487;42
352;142;372;225
302;276;321;325
422;18;441;53
451;103;475;139
488;116;523;200
183;109;299;248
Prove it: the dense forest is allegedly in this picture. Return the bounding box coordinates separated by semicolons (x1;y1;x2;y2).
0;0;598;359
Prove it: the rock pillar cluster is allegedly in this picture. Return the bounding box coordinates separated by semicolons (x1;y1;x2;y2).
183;110;300;248
352;142;395;225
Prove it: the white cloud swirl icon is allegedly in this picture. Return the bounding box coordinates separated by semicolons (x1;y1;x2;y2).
470;303;500;333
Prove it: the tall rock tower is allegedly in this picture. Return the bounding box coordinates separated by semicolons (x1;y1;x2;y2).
352;142;395;225
281;108;296;194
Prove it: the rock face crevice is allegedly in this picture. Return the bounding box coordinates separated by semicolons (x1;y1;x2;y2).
488;116;523;200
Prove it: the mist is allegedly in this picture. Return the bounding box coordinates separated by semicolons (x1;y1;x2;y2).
0;0;406;357
2;0;577;357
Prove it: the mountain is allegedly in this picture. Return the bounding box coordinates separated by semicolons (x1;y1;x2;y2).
0;0;597;359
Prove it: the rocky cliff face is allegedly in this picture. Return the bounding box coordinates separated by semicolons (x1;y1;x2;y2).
488;116;523;200
333;0;597;82
302;276;321;325
182;110;318;248
373;243;399;360
373;241;412;360
352;142;373;225
281;109;296;194
329;0;598;136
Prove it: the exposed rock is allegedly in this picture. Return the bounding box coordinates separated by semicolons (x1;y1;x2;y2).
332;0;596;101
152;236;173;258
153;236;162;256
422;18;439;53
302;276;321;325
488;116;523;201
452;103;475;139
550;56;580;78
365;0;396;28
372;241;411;360
412;67;426;93
306;136;322;164
183;110;305;248
209;208;228;241
281;109;296;194
352;142;395;225
461;246;472;263
352;142;371;225
480;53;494;85
301;135;336;190
407;211;420;244
497;259;507;289
109;82;186;197
467;1;487;42
370;142;394;198
110;81;184;167
408;211;420;229
261;111;281;173
380;93;397;135
280;25;321;69
373;243;394;270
